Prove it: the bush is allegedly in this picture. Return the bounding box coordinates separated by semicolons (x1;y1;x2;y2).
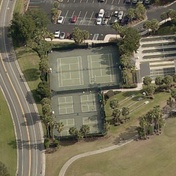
53;139;59;147
44;138;50;149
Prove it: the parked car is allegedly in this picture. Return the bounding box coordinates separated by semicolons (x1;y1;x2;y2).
96;17;102;25
60;32;65;39
125;0;131;3
118;11;124;20
109;17;119;25
71;15;77;23
144;0;151;4
104;11;111;18
114;11;118;17
58;16;64;24
102;18;109;25
54;30;60;38
132;0;138;4
120;15;129;25
98;9;105;18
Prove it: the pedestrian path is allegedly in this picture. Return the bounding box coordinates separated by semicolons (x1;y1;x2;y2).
58;139;133;176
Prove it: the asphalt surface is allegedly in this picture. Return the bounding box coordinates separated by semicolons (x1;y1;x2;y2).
29;0;176;40
0;0;45;176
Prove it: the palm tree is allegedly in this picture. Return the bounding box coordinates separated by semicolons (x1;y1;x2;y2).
121;107;130;120
80;125;90;138
55;122;64;138
139;116;148;139
112;108;122;125
69;127;78;137
41;115;52;138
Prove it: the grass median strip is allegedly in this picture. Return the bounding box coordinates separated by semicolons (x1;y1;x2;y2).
0;89;17;176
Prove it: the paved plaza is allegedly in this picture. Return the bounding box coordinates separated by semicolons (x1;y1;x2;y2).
49;46;120;136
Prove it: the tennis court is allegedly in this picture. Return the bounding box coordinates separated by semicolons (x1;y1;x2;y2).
88;54;116;84
80;93;97;112
83;116;99;133
56;56;84;88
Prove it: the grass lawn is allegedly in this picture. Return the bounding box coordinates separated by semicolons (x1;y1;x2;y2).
66;117;176;176
14;0;26;14
104;91;170;133
0;90;17;175
16;47;42;113
46;90;170;176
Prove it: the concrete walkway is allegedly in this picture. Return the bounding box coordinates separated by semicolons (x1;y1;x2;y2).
58;139;133;176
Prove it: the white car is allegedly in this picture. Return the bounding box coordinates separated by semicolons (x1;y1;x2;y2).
58;16;64;24
96;18;102;25
54;30;60;38
98;9;105;18
118;11;124;20
60;32;65;39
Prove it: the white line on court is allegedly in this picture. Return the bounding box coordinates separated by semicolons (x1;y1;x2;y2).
59;59;63;87
108;53;114;82
79;56;84;85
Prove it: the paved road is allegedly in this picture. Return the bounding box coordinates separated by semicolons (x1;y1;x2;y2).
0;0;45;176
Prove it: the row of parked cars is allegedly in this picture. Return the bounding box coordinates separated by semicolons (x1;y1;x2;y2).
96;9;128;26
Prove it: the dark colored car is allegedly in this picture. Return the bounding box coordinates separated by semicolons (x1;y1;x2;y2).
104;11;111;18
71;15;77;23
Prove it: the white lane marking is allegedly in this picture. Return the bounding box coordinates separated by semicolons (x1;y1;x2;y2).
63;10;69;24
0;74;23;176
92;34;99;40
71;11;75;18
88;11;94;25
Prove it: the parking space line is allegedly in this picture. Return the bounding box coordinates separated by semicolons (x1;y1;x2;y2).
88;11;94;25
111;0;114;4
67;0;69;2
118;0;121;4
80;11;87;25
86;0;89;3
92;34;99;40
63;10;69;24
78;11;82;18
71;11;75;18
80;0;82;3
74;0;76;2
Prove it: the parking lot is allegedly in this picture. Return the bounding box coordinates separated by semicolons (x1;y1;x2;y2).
29;0;133;40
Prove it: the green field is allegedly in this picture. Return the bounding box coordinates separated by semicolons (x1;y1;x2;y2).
66;117;176;176
0;89;17;175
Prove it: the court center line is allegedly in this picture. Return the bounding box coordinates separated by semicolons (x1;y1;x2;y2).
68;64;72;79
108;53;114;82
59;59;63;87
78;56;83;85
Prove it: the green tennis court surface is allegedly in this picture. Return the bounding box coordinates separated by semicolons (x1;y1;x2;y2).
49;46;120;137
